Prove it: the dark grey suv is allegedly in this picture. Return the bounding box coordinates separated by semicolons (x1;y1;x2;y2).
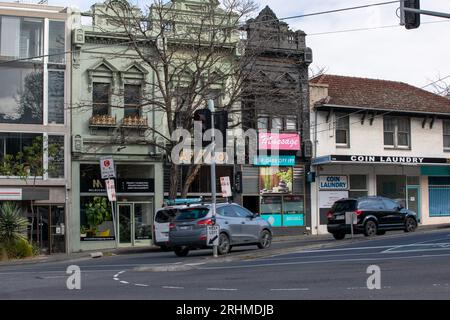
327;196;418;240
169;203;272;257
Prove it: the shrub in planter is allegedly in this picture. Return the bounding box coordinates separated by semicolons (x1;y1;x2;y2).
0;202;28;244
6;238;33;259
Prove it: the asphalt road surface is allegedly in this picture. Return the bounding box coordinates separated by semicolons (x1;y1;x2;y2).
1;229;449;300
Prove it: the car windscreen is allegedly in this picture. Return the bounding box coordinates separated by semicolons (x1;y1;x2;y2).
175;208;210;221
155;209;179;223
330;200;357;213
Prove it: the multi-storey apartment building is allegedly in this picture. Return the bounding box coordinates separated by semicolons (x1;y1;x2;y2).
0;2;71;253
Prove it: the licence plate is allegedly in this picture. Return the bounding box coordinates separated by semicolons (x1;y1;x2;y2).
335;215;345;220
179;226;192;230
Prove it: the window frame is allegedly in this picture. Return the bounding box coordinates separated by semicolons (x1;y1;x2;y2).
124;84;142;118
443;119;450;152
92;82;110;116
383;116;411;149
335;112;350;147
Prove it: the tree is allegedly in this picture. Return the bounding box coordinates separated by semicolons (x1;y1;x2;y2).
91;0;259;199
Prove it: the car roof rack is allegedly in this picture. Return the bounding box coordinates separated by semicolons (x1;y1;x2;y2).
164;197;204;207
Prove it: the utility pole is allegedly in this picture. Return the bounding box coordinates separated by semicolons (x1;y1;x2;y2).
208;99;218;258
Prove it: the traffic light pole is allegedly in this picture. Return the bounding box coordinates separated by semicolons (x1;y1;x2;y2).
403;7;450;20
208;100;218;258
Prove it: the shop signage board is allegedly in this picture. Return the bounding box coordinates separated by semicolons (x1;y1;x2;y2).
220;176;232;198
319;176;349;190
258;133;301;150
253;155;296;166
319;191;349;208
0;188;22;201
313;155;450;165
100;156;116;179
117;179;154;193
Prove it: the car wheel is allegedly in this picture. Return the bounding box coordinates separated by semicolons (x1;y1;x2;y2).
364;220;377;237
218;233;231;255
332;232;346;240
173;246;189;257
376;231;386;236
257;230;272;249
404;217;418;233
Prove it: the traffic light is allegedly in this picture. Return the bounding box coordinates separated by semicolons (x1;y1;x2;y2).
403;0;420;30
193;108;212;148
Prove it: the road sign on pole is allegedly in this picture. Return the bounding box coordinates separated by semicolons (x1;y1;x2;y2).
207;226;220;247
220;176;232;198
106;179;116;202
100;156;116;179
345;212;358;239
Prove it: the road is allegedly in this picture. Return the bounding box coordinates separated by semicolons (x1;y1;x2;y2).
0;229;449;300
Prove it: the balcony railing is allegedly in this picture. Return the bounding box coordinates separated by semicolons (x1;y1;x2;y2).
121;116;148;128
89;114;117;127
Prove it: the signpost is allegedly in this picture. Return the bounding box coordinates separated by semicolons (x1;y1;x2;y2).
208;100;218;258
345;211;358;239
100;156;117;248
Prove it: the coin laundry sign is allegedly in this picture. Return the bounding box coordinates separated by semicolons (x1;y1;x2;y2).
319;176;348;190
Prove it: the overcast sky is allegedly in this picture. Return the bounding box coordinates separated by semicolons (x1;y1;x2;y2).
56;0;450;91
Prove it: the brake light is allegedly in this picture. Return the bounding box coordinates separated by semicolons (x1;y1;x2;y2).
197;219;214;226
327;211;333;219
355;210;363;216
169;222;176;230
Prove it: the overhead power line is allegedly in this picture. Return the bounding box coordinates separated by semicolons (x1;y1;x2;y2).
0;0;401;65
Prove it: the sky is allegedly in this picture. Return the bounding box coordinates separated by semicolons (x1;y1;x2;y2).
52;0;450;91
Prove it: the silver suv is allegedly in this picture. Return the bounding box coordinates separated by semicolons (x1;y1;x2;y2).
168;203;272;257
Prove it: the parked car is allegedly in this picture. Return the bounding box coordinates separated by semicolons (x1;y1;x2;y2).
154;199;204;250
168;203;272;257
327;196;418;240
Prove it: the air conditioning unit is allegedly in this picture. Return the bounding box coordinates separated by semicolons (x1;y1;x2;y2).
304;47;313;64
72;29;85;47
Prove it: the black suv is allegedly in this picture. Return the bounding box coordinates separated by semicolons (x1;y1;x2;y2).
327;196;418;240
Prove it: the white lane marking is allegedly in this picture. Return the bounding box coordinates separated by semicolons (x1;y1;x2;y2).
269;245;401;257
257;251;391;262
162;286;185;290
200;252;450;270
207;288;238;291
270;288;309;291
120;281;129;284
36;276;67;279
135;284;149;287
347;286;391;290
382;243;450;254
113;278;119;281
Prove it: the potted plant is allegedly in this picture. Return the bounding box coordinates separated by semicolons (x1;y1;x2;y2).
80;226;88;238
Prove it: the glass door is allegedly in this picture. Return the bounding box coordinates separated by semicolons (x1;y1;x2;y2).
118;203;133;245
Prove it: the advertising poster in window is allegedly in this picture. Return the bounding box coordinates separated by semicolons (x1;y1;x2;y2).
259;167;293;194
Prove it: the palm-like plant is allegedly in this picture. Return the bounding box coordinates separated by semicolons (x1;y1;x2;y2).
0;202;29;244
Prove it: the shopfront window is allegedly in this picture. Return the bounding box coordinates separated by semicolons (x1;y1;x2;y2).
0;16;43;60
349;175;368;198
80;196;114;241
377;175;406;207
0;65;43;124
259;167;293;194
260;195;304;227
